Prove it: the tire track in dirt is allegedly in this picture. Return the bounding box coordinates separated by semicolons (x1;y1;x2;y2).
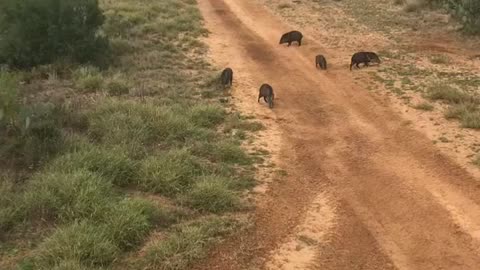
196;0;480;269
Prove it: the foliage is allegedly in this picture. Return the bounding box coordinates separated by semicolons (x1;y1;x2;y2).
0;0;109;68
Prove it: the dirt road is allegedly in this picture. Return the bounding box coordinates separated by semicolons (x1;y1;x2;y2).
196;0;480;269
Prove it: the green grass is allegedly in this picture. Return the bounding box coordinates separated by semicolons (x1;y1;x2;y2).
426;84;472;104
430;54;451;65
0;176;22;231
22;170;115;223
106;78;130;96
138;148;207;196
444;102;480;129
144;217;237;270
73;66;104;93
103;198;157;250
413;102;434;111
0;0;259;269
48;146;138;186
34;221;120;268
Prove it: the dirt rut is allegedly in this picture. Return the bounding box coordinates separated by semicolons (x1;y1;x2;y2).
196;0;480;269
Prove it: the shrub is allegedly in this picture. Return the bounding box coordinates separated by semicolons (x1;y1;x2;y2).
435;0;480;34
184;176;240;213
0;0;109;68
34;221;119;268
23;170;115;222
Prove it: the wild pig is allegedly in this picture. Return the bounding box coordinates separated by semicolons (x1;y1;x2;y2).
258;83;275;109
221;68;233;87
279;31;303;47
315;54;327;70
350;52;371;70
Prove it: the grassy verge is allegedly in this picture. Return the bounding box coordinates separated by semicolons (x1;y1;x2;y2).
0;0;261;269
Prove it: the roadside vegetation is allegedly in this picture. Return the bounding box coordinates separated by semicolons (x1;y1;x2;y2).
0;0;261;269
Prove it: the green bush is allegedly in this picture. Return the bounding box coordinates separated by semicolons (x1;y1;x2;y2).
436;0;480;34
0;0;109;68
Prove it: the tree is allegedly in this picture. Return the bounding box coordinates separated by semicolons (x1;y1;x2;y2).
0;0;109;68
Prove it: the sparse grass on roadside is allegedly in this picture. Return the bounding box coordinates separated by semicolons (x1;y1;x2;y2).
278;3;292;9
474;155;480;167
442;100;480;129
413;102;434;111
430;54;451;65
426;84;473;104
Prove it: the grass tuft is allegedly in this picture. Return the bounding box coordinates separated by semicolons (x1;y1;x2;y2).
430;54;451;65
22;170;115;223
184;176;240;213
188;104;225;128
73;66;103;93
427;84;472;104
106;77;130;96
48;146;138;186
104;198;156;250
144;217;237;270
34;221;119;268
138;148;206;196
444;102;480;129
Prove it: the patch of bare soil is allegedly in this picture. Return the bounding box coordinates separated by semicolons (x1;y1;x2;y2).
196;0;480;269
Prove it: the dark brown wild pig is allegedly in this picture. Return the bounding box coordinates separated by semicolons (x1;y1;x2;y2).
315;55;327;70
220;68;233;87
279;31;303;46
258;84;275;109
350;52;372;71
365;52;381;64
